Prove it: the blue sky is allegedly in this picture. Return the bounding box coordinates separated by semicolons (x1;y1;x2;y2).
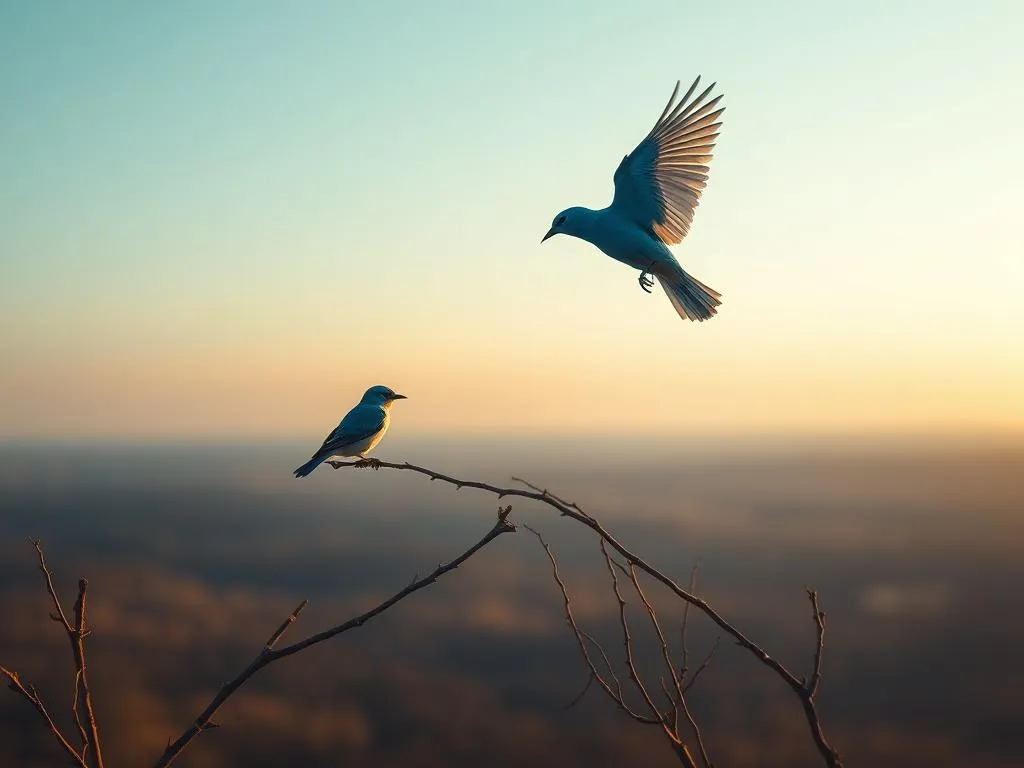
1;1;1022;438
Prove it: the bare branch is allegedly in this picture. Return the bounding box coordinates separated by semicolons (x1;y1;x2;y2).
658;676;680;733
600;542;699;767
601;543;661;722
579;629;635;713
523;525;658;725
272;506;514;660
154;506;517;768
511;476;587;516
807;589;826;699
6;542;106;768
330;458;844;767
676;562;719;695
561;672;595;711
264;599;309;651
628;561;681;702
683;637;720;695
629;563;711;768
70;579;103;768
680;562;699;681
72;670;88;757
789;588;839;763
32;540;72;632
1;666;88;768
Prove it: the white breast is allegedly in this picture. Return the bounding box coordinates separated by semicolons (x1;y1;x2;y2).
345;408;390;457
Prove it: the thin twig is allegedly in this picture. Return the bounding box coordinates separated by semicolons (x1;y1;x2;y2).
524;525;657;725
562;672;595;710
683;638;720;695
71;579;103;768
580;629;635;713
1;666;88;768
600;546;696;768
807;589;826;699
658;676;680;734
10;542;105;768
264;599;309;651
678;563;720;697
680;562;699;682
629;563;711;768
601;545;657;718
154;506;516;768
32;540;73;632
72;669;88;757
511;477;587;515
330;458;844;768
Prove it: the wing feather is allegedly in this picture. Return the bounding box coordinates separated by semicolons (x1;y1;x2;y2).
316;404;386;456
611;77;725;244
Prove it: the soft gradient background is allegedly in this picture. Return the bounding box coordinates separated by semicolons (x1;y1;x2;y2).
2;0;1022;440
3;4;1024;768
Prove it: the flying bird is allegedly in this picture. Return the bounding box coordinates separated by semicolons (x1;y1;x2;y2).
542;76;725;321
293;385;406;478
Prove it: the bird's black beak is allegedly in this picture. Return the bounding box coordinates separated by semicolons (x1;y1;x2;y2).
391;394;407;400
541;228;555;243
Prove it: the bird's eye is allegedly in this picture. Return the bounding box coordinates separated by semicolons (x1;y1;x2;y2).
556;215;566;226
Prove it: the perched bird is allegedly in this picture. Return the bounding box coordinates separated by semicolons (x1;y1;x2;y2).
293;385;406;478
542;77;725;321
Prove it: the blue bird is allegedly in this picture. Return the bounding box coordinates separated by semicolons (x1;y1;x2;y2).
542;77;725;321
293;385;406;478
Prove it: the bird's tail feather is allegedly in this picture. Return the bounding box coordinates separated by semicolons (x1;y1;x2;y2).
293;454;325;478
657;270;721;322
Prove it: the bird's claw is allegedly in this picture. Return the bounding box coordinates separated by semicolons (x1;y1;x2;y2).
354;457;382;470
638;271;654;293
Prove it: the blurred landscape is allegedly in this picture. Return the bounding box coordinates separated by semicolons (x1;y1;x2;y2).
2;435;1022;767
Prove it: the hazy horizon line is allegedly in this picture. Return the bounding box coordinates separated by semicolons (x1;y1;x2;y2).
4;427;1022;453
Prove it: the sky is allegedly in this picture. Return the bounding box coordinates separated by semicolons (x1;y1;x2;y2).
1;0;1022;440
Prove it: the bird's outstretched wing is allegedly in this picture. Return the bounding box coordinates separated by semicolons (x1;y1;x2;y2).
315;404;385;456
610;77;724;245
